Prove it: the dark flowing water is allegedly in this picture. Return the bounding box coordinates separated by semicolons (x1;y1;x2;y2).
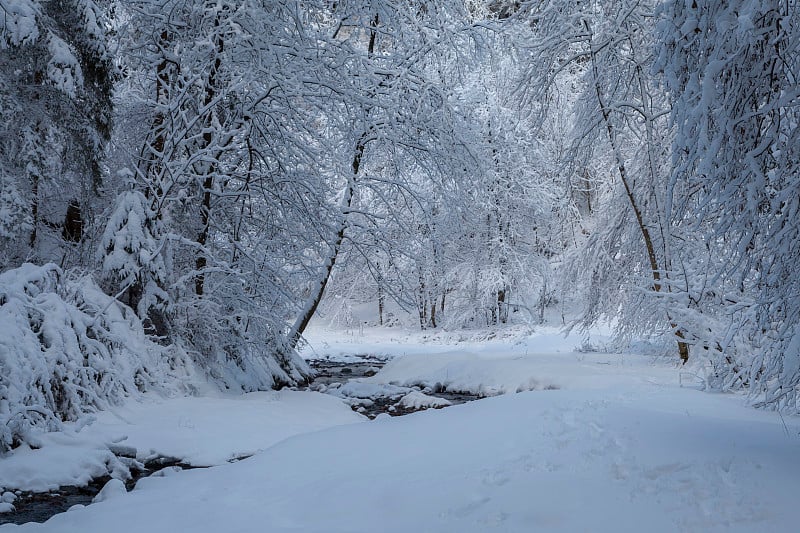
0;456;204;526
305;354;483;418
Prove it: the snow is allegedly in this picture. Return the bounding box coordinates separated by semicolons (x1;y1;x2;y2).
303;324;653;396
73;390;365;467
90;479;124;504
0;0;40;49
0;263;188;452
2;326;800;532
46;34;83;98
0;390;363;492
331;381;410;400
300;322;610;359
0;439;124;494
397;391;451;409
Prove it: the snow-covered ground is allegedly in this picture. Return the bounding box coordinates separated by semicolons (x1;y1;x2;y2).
0;391;363;493
3;325;800;532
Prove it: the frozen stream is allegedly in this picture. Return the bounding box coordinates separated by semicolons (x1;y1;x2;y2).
1;356;482;526
0;457;206;526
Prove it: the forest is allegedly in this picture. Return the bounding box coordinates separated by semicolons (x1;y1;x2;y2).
0;1;799;530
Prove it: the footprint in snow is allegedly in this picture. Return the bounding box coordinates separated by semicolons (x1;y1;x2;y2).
443;495;492;518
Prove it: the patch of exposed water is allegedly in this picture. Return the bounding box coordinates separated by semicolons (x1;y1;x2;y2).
304;355;483;419
0;456;242;526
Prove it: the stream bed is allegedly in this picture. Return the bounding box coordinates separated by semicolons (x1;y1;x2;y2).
304;354;483;418
1;355;481;526
0;457;204;526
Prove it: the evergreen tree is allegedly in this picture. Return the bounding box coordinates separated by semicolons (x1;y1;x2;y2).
0;0;116;269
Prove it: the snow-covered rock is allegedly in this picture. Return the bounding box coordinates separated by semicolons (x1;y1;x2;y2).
92;478;126;504
397;391;452;410
332;381;412;400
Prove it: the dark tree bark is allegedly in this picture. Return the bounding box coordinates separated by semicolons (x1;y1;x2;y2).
195;16;225;297
62;199;82;243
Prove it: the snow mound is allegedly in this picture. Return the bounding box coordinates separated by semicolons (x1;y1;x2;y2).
397;391;452;409
92;478;126;503
0;389;366;492
332;381;411;400
365;351;560;397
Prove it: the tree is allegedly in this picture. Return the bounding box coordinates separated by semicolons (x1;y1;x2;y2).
98;189;170;335
0;0;116;269
656;0;800;407
288;0;479;341
451;46;559;327
517;0;691;360
107;0;350;387
312;4;567;332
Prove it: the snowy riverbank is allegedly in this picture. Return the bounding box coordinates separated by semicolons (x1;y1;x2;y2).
2;327;799;532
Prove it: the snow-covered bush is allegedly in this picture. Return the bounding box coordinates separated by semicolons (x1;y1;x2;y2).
0;0;40;49
175;288;312;392
0;263;187;452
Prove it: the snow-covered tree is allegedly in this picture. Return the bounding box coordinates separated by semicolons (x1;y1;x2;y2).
105;0;334;387
288;0;480;340
316;5;568;332
0;0;116;268
515;0;695;359
98;189;170;335
656;0;800;408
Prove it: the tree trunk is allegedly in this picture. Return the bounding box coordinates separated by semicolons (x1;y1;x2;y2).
194;17;224;297
497;286;508;324
29;170;39;249
586;20;689;363
141;30;172;203
62;199;82;243
376;261;385;326
287;14;380;348
417;271;428;329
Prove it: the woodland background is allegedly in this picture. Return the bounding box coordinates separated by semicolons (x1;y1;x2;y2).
1;0;798;451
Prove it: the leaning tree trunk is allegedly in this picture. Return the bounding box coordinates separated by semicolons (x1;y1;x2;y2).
287;169;356;348
586;21;689;363
287;15;380;348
